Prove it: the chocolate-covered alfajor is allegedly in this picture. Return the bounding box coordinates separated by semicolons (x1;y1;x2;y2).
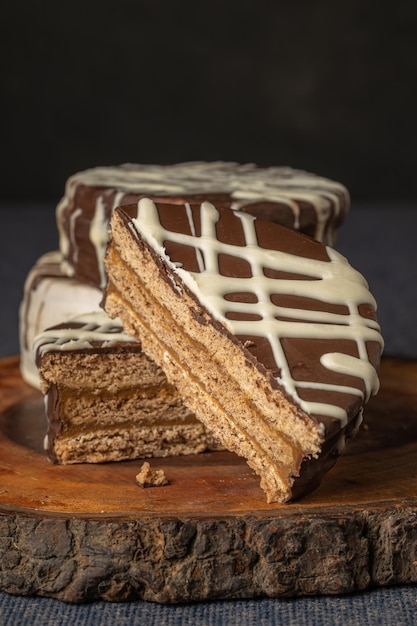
56;161;350;288
103;199;383;503
34;311;219;464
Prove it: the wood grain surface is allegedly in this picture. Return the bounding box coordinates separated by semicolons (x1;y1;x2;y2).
0;355;416;603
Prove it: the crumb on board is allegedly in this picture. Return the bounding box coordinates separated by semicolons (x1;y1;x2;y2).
135;461;169;488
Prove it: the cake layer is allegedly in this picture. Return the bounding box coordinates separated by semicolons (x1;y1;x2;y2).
57;162;350;288
103;200;383;503
50;421;209;465
19;251;102;388
34;312;219;464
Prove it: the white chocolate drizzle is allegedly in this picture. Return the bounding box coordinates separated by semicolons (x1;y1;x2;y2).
70;208;82;264
34;311;137;358
132;199;383;427
90;197;108;288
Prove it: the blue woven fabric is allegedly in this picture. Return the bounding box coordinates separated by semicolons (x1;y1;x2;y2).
1;587;417;626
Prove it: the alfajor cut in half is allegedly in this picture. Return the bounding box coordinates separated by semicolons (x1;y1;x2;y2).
103;198;383;503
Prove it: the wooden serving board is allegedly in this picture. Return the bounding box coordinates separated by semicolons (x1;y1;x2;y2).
1;355;417;603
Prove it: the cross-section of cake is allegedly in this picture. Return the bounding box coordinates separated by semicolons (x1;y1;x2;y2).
35;311;218;464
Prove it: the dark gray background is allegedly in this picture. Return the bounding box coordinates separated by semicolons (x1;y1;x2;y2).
2;0;417;203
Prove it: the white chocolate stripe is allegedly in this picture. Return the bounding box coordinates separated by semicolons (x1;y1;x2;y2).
90;197;109;289
56;198;70;258
185;202;205;272
69;208;82;265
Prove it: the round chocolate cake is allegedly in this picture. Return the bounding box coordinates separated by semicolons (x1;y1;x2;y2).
56;161;350;288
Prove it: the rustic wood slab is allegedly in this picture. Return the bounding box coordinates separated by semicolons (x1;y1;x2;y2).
1;355;417;603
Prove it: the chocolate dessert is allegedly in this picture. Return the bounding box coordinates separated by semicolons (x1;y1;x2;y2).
103;199;383;503
56;161;350;288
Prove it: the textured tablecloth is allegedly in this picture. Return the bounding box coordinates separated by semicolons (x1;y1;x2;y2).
1;585;417;626
1;203;416;625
